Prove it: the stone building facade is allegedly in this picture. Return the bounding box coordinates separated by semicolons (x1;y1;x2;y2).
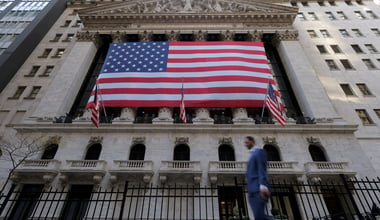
0;0;379;219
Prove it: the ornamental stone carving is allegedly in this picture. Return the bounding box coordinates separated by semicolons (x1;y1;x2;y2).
223;30;234;41
306;136;321;144
139;30;153;42
273;30;299;43
89;136;103;145
111;31;126;43
262;136;277;145
219;137;233;145
248;30;263;42
76;31;102;47
132;137;146;145
195;30;206;41
175;137;189;145
167;30;179;41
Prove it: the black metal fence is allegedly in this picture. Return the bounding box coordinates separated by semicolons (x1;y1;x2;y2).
0;176;379;220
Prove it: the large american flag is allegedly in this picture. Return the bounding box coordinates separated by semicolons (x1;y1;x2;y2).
265;82;286;126
87;41;280;108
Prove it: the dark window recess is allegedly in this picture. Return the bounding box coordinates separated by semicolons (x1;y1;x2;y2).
129;144;146;160
60;185;93;220
234;33;249;41
263;34;303;121
85;143;102;160
152;34;168;41
41;144;58;159
173;107;196;123
69;35;111;118
218;186;248;220
206;34;222;41
173;144;190;161
179;34;195;41
218;144;235;161
309;145;328;162
8;184;44;220
210;108;233;124
134;107;158;123
264;145;281;161
126;34;140;42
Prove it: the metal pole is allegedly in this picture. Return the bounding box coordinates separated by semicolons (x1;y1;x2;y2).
340;174;363;220
119;182;128;220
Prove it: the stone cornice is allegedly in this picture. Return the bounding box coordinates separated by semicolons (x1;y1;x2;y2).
10;123;358;134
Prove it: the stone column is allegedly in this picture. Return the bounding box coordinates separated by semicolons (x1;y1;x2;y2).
192;30;214;124
30;32;100;120
273;30;340;120
152;107;174;124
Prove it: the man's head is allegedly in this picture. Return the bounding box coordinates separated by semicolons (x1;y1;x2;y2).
244;136;255;149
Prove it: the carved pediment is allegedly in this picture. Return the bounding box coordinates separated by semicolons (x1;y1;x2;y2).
78;0;297;15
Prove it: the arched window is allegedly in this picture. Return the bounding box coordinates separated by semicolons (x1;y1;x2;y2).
41;144;58;160
173;144;190;161
309;144;328;162
218;145;235;161
264;145;281;161
129;144;146;160
84;143;102;160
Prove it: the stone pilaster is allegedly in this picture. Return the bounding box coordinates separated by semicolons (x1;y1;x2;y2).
192;108;214;124
232;108;254;124
152;107;174;124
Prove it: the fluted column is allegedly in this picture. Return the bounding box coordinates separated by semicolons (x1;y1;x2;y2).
192;30;214;124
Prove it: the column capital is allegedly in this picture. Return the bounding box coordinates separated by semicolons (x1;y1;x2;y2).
222;30;234;41
194;30;207;41
138;30;153;42
273;30;299;45
167;30;180;41
111;31;126;43
76;31;102;48
248;30;263;42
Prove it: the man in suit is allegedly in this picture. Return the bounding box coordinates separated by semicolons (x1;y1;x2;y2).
245;136;270;220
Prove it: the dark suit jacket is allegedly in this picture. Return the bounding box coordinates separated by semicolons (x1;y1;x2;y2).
246;148;269;193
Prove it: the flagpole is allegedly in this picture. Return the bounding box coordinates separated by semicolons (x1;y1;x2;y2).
260;78;271;121
96;80;109;124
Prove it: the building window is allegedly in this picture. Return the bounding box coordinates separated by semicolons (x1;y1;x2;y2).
41;144;58;160
50;33;62;42
128;144;146;160
340;84;356;96
362;59;377;69
297;12;306;21
25;86;41;99
25;66;40;77
325;12;336;20
40;66;54;77
39;48;52;58
61;185;93;220
264;145;281;161
72;20;82;27
307;30;318;38
364;44;378;53
352;29;364;37
340;59;354;70
356;0;364;4
345;0;353;5
339;29;350;37
328;0;336;6
351;44;364;53
366;10;378;19
308;13;319;21
318;1;325;6
218;145;235;161
374;109;380;119
8;185;44;219
325;59;339;70
309;145;328;162
9;86;26;99
63;33;74;42
61;20;71;27
52;48;64;58
356;83;373;96
290;1;297;6
331;45;342;53
355;109;374;125
84;143;102;160
320;29;330;38
354;11;365;19
371;28;380;37
301;1;309;6
337;11;347;19
173;144;190;161
317;45;328;54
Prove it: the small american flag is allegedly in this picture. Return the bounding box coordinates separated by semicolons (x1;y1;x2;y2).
88;84;100;128
265;82;286;126
180;82;187;123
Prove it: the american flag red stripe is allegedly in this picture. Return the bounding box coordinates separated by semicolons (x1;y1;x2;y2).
88;84;100;128
265;82;286;126
87;41;281;108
